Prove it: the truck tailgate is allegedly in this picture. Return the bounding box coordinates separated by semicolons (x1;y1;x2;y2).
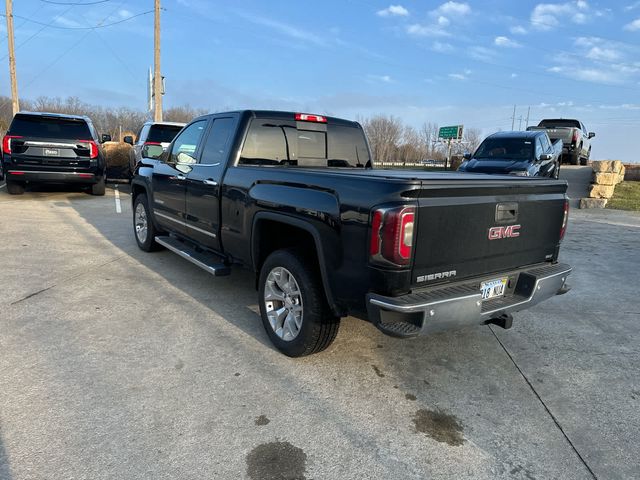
412;180;567;287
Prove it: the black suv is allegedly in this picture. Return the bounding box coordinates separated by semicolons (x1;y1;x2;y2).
1;112;109;195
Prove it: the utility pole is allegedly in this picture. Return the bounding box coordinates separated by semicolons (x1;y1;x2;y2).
525;106;530;128
518;116;523;130
511;105;516;130
5;0;20;115
153;0;162;122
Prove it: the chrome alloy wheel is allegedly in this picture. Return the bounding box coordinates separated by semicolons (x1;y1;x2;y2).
264;267;304;341
134;202;148;244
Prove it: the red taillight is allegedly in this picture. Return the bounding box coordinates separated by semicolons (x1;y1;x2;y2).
295;113;327;123
77;140;98;159
370;206;415;266
144;141;162;146
560;200;569;240
2;135;22;155
572;131;579;144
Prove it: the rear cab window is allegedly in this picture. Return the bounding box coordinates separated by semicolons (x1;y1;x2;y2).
239;116;370;168
147;124;184;143
9;114;92;140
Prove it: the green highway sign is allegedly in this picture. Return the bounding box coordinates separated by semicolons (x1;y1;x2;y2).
438;125;463;140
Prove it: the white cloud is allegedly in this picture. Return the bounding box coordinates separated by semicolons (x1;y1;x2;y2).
237;13;327;47
510;25;527;34
468;46;497;61
377;5;409;17
432;41;454;53
586;46;621;61
118;9;132;19
531;1;591;30
494;36;521;47
55;16;81;28
624;18;640;30
548;65;620;83
511;73;519;78
435;1;471;16
406;2;470;38
625;2;640;11
406;23;450;37
448;72;468;80
367;74;393;83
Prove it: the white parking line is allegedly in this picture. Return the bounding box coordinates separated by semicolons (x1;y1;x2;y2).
114;186;122;213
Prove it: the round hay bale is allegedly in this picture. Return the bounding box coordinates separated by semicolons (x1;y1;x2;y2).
103;141;133;168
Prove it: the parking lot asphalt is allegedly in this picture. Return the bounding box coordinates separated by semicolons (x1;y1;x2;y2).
0;181;639;480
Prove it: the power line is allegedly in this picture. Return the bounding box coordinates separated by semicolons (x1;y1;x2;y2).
0;10;153;30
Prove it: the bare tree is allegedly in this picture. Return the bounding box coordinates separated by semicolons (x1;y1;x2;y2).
164;105;208;123
361;114;404;162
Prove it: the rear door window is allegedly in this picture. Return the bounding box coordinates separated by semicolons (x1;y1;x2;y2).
147;124;184;143
10;115;91;140
199;117;236;175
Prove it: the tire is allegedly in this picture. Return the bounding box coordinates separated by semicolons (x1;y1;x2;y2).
579;157;588;166
6;180;25;195
258;248;340;357
569;153;579;165
91;176;106;196
133;194;163;252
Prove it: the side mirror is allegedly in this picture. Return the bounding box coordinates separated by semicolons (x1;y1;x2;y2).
142;144;165;159
123;135;134;145
588;132;595;139
463;152;472;160
540;153;553;161
101;134;111;143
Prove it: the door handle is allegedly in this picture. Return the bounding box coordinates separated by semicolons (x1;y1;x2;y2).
203;179;218;186
176;174;186;181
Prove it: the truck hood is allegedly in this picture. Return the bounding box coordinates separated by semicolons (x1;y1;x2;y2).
459;159;531;174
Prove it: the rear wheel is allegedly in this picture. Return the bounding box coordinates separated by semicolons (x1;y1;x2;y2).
91;176;106;196
133;194;163;251
579;157;588;166
259;249;340;357
569;153;579;165
6;180;25;195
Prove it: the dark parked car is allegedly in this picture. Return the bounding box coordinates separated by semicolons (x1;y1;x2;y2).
1;112;109;195
131;110;571;357
458;131;562;178
124;121;185;178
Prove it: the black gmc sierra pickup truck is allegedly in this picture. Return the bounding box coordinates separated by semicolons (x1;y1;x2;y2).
131;110;572;357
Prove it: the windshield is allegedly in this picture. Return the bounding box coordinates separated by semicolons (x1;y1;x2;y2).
538;119;580;129
9;114;91;140
474;137;534;161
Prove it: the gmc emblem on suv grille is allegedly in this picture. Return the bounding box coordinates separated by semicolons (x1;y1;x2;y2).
488;225;521;240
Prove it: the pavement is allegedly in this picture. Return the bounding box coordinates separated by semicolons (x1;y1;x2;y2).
0;180;639;480
559;165;592;208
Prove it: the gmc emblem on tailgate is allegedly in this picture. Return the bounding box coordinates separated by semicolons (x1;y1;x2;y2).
488;225;521;240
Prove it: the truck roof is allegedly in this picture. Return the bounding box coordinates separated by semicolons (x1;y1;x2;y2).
15;111;92;123
485;130;542;140
197;110;360;128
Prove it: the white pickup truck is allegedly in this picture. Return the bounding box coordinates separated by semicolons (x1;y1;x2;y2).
527;119;595;166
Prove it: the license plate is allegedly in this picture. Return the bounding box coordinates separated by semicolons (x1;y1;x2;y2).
480;278;508;301
44;148;59;156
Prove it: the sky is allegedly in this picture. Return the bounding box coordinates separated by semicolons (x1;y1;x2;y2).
1;0;639;162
